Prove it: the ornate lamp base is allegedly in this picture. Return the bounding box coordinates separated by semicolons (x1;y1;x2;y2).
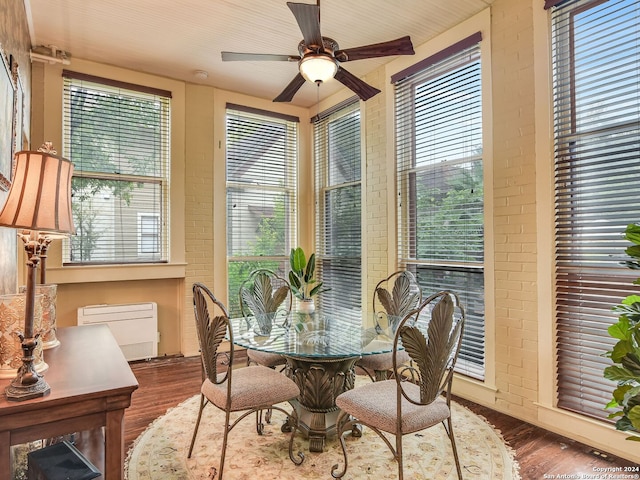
5;337;51;401
5;376;50;401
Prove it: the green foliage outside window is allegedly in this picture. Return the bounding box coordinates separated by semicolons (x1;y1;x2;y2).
415;160;484;262
227;194;287;316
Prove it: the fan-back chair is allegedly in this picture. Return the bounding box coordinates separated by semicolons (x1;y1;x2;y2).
332;290;466;480
357;270;422;381
188;283;304;478
239;268;291;369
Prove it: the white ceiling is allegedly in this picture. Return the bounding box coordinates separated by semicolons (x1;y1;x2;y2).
25;0;493;108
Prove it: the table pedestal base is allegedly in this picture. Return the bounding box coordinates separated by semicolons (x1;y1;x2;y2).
285;355;358;452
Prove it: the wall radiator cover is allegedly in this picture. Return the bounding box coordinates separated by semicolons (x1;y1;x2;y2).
77;302;158;361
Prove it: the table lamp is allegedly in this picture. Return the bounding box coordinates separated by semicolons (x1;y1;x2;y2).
0;143;74;401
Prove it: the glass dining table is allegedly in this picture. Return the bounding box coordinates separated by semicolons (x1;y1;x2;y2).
230;310;397;452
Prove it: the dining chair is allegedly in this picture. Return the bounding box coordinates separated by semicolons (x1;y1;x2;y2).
188;283;304;478
332;290;466;480
239;268;291;369
357;270;422;381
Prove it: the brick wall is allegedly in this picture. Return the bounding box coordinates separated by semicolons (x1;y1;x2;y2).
183;84;216;355
491;0;539;419
363;68;390;307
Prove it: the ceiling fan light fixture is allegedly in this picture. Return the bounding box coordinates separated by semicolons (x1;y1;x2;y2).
299;54;338;83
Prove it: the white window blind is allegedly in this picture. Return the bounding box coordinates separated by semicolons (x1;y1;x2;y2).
313;99;362;320
62;71;170;264
226;104;298;316
394;34;485;380
551;0;640;420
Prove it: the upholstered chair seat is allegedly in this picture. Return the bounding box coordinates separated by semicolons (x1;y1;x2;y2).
247;349;287;368
202;365;299;411
336;379;450;434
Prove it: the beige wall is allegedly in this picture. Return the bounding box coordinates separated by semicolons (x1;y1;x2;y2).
11;0;640;465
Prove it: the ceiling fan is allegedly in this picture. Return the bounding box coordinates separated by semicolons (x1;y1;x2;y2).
221;1;415;102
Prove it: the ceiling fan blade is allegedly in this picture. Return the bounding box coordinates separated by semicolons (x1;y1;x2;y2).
335;36;415;62
287;2;323;48
273;73;306;102
222;52;299;62
334;67;381;101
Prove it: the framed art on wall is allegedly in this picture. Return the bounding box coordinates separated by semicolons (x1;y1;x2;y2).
0;46;15;192
11;56;24;154
0;45;17;295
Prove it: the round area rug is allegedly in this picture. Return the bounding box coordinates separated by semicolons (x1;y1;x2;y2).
125;380;520;480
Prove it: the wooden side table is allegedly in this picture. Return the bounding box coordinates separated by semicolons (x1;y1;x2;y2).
0;324;139;479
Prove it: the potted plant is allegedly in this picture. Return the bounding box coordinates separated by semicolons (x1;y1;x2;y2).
604;222;640;441
288;247;330;314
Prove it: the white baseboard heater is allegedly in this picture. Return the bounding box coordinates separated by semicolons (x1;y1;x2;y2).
77;302;158;361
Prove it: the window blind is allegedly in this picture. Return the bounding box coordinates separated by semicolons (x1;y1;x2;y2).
226;105;298;316
395;39;485;380
313;99;362;320
62;72;170;264
552;0;640;420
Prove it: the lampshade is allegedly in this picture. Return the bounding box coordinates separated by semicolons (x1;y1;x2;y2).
0;150;75;235
299;54;338;83
1;146;75;400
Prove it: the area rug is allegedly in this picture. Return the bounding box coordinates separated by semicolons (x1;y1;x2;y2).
125;379;520;480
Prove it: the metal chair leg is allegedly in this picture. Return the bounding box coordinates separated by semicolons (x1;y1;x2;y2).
255;409;265;435
219;409;232;479
330;411;351;478
445;416;463;479
396;433;404;480
287;408;305;466
188;393;207;458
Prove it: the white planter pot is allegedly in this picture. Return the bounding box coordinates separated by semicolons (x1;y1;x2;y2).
297;298;315;314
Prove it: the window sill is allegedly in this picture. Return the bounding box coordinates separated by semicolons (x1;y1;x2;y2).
452;373;497;406
47;263;187;284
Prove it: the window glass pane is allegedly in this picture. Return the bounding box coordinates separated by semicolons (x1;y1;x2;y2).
414;63;482;168
70;177;163;263
410;160;483;263
226;187;292;257
324;185;361;256
139;214;160;254
67;87;167;176
414;266;484;378
328;113;361;185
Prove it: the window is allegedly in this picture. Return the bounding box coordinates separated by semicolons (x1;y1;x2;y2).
394;34;485;380
551;0;640;421
226;104;298;316
62;71;171;264
313;99;362;320
138;213;160;255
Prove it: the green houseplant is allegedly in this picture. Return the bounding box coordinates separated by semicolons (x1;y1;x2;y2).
288;247;330;312
604;223;640;441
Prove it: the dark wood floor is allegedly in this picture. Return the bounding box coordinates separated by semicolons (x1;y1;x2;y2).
124;355;639;479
